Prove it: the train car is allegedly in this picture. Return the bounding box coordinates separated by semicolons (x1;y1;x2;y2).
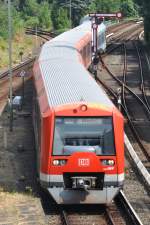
33;21;124;204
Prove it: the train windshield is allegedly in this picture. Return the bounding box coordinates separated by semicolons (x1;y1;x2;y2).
53;117;115;156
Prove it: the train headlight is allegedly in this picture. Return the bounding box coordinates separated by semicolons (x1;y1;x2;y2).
53;160;59;166
101;159;115;166
59;160;67;166
53;159;67;166
108;160;115;165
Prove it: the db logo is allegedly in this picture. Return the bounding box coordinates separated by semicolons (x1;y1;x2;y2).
78;158;90;167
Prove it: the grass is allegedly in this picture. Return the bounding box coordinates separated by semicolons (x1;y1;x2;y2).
0;31;35;71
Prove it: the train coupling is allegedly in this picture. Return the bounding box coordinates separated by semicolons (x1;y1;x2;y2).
71;176;96;189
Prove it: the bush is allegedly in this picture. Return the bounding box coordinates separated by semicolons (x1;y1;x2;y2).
0;3;24;39
0;4;8;39
25;16;39;28
51;4;70;30
39;1;52;29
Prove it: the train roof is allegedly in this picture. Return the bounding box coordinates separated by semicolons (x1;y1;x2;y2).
44;21;105;49
39;59;113;109
39;44;78;62
40;21;105;62
37;21;113;110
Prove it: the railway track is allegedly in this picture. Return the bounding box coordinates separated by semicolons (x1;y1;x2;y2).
25;27;56;40
0;26;57;108
107;20;143;34
45;190;143;225
0;58;35;113
59;208;111;225
99;57;150;167
105;23;143;57
99;28;150;166
0;20;148;225
121;42;150;163
0;21;142;104
96;25;150;225
0;21;139;115
0;57;35;79
1;77;143;225
96;77;149;225
26;20;140;42
134;41;150;110
0;26;54;112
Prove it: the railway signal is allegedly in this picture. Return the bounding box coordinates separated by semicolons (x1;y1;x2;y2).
89;12;122;79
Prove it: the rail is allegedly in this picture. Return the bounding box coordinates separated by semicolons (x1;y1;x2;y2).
60;209;70;225
116;191;144;225
0;57;35;79
121;43;150;161
96;76;150;186
25;27;56;40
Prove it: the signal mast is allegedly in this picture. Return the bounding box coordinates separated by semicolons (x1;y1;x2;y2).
89;12;122;79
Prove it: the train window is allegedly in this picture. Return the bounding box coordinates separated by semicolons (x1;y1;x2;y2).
53;117;115;156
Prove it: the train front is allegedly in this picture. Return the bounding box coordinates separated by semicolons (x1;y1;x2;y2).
40;103;124;204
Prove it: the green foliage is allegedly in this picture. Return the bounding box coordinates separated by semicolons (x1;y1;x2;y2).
23;0;52;29
142;1;150;45
0;2;24;39
25;16;39;28
0;0;53;43
23;0;39;17
94;0;121;12
71;0;91;26
13;8;24;33
0;3;8;39
0;0;141;39
51;2;70;30
90;0;138;17
89;1;96;12
39;1;52;29
52;0;91;27
134;0;150;45
120;0;138;17
0;37;7;51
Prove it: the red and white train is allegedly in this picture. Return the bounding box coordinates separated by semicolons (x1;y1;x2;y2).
33;20;124;204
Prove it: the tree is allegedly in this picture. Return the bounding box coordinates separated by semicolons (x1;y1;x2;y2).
51;2;70;31
143;0;150;44
134;0;150;44
0;2;8;39
56;0;91;27
0;0;142;38
38;1;52;29
120;0;137;17
93;0;121;12
23;0;39;17
25;16;39;28
89;1;96;12
70;0;90;26
0;1;23;39
22;0;52;29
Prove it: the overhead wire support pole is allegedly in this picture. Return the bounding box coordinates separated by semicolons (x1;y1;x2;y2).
8;0;13;131
35;25;38;49
70;0;72;28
